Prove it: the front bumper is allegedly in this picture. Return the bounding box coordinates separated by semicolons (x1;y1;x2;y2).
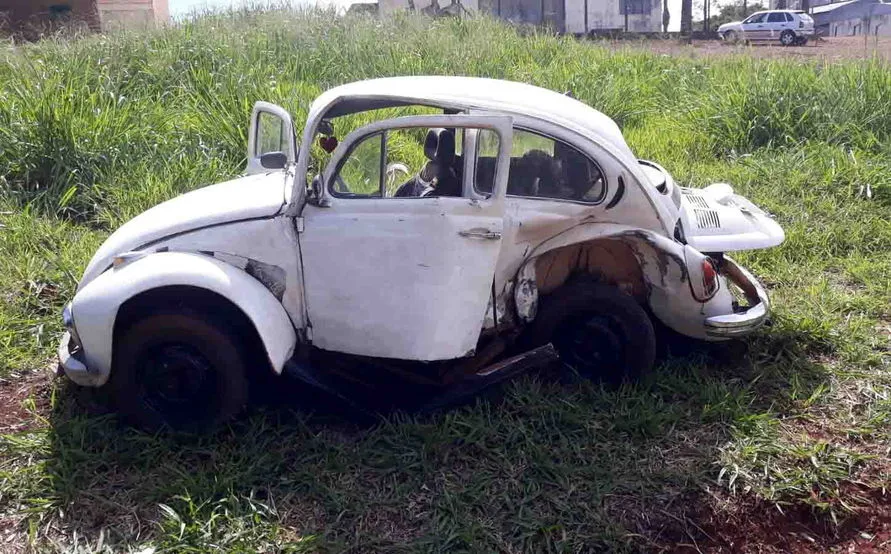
703;256;770;338
58;331;104;387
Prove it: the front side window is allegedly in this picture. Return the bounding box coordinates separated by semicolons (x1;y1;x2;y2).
331;126;467;199
476;129;606;204
744;13;765;24
333;132;384;197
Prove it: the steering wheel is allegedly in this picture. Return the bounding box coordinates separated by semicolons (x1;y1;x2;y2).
385;163;411;197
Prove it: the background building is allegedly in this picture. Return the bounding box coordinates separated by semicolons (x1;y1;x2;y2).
98;0;169;29
376;0;663;32
0;0;169;33
811;0;891;35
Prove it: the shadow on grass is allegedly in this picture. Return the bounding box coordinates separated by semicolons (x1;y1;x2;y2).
40;327;835;552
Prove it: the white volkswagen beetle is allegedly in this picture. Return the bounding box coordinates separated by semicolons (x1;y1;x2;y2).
58;77;784;431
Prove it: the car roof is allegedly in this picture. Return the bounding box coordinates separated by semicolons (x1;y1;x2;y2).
310;76;634;159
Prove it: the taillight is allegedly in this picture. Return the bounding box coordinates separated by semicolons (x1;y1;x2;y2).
702;259;719;297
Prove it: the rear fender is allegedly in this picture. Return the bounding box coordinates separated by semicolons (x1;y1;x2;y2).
72;251;297;386
512;224;697;328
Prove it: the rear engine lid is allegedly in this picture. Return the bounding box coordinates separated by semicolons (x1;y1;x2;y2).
679;183;784;252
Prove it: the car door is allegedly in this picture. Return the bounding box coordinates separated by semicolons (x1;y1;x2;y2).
741;13;767;40
245;102;298;175
765;12;788;40
298;114;513;361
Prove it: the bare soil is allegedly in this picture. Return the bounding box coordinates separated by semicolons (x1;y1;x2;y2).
686;489;891;553
604;36;891;62
0;369;51;434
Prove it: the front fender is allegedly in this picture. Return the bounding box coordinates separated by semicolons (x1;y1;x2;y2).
71;251;297;386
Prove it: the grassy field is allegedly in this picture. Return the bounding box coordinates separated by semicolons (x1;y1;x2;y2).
1;8;890;552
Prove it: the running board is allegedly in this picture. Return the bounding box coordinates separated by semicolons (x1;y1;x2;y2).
420;344;559;413
281;344;558;416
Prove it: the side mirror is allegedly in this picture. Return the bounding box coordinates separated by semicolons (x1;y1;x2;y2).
260;151;287;170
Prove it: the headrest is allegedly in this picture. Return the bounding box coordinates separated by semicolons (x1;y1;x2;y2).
423;128;456;164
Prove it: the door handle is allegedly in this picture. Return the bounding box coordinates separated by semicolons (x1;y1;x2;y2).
459;228;502;240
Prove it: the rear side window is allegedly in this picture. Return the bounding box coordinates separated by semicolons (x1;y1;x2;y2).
767;12;786;22
476;129;606;204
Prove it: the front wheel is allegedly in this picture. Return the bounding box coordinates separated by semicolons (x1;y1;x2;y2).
780;30;796;46
723;30;739;43
529;280;656;385
109;310;249;433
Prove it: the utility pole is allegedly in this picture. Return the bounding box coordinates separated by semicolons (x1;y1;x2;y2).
703;0;709;32
681;0;692;38
624;0;629;32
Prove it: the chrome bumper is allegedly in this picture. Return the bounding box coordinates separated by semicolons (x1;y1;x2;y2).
704;257;770;338
58;331;103;387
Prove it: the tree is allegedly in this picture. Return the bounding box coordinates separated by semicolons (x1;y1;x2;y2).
681;0;692;34
695;0;766;29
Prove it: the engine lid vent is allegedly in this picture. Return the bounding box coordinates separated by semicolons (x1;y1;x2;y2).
683;190;710;209
695;208;721;229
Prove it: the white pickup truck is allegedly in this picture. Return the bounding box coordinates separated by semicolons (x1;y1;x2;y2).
58;77;784;431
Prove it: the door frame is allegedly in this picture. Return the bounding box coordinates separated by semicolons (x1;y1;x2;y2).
318;114;514;205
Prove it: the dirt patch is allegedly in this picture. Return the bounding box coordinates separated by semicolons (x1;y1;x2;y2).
685;488;891;553
0;369;52;433
603;36;891;62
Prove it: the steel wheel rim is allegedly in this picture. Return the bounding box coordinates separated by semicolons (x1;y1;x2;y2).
555;313;624;377
138;343;215;422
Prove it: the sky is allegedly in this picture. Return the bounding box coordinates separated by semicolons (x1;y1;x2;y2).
169;0;691;30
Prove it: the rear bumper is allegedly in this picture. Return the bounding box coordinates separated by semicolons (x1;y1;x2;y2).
58;331;104;387
703;257;770;338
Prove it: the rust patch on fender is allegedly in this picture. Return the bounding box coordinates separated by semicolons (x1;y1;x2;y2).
533;239;648;299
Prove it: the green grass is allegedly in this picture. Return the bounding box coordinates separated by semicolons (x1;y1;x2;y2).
0;7;890;552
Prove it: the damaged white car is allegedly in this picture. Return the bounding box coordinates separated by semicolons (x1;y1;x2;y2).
58;77;784;431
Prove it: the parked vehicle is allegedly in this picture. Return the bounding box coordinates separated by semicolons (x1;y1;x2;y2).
718;10;815;45
58;77;785;431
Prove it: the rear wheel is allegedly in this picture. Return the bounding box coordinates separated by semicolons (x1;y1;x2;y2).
780;30;796;46
529;280;656;385
110;310;249;433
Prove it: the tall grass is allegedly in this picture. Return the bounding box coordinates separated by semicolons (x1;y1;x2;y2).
0;8;888;225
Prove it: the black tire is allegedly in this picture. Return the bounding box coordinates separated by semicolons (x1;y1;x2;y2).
780;30;796;46
529;280;656;384
724;30;738;43
109;310;249;433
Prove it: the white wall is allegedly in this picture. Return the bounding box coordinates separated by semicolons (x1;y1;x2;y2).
830;13;891;35
381;0;661;32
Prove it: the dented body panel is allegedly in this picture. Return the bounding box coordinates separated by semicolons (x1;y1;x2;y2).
58;76;784;390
